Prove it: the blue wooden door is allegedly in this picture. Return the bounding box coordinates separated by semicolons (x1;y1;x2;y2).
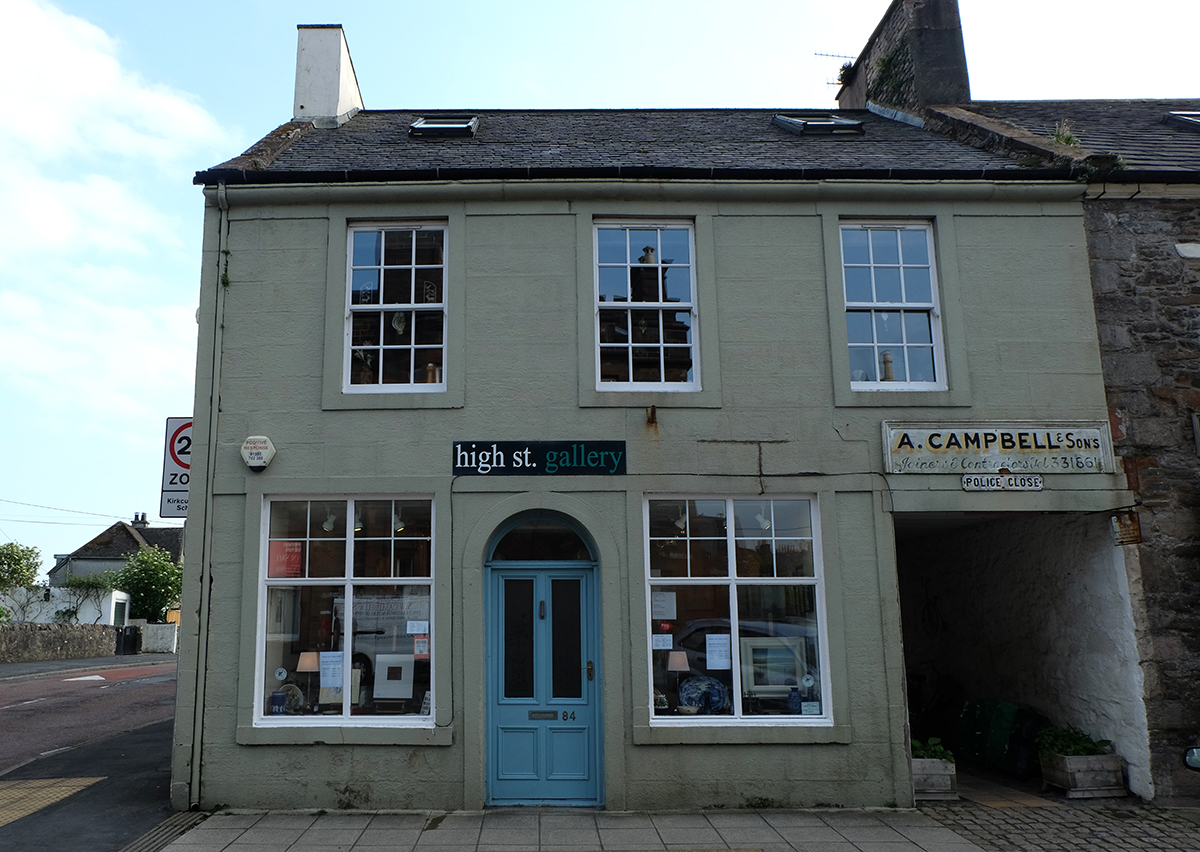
488;563;601;804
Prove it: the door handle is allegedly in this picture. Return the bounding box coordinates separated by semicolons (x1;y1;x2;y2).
539;601;545;619
586;661;594;680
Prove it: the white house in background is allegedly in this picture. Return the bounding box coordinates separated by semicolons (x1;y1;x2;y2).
1;585;131;626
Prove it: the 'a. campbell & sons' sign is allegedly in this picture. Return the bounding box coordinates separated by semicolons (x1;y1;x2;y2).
883;422;1114;474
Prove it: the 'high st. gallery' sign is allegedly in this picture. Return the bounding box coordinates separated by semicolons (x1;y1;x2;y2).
453;441;626;476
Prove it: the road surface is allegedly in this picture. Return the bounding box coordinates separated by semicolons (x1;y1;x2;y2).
0;661;176;773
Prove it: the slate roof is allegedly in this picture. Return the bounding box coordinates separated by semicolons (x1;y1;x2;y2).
957;100;1200;175
59;521;184;563
196;109;1045;185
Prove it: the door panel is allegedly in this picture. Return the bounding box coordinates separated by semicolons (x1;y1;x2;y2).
497;727;538;779
488;563;600;804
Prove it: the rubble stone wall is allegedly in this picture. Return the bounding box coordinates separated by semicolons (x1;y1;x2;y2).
1085;197;1200;797
838;0;915;110
0;623;119;662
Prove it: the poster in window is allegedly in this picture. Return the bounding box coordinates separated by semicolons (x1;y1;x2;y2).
413;634;430;660
268;541;303;577
705;633;732;670
650;591;677;619
318;650;344;705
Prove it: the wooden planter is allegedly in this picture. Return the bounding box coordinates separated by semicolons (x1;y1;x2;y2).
1040;753;1126;799
912;758;958;801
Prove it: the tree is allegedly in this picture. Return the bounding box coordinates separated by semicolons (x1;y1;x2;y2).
119;546;183;623
0;542;40;592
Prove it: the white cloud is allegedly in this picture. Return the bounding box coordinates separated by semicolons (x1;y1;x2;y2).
0;1;206;556
0;287;196;443
0;0;230;169
0;169;181;259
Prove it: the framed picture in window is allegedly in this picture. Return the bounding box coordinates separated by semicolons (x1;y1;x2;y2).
373;653;415;699
739;636;805;697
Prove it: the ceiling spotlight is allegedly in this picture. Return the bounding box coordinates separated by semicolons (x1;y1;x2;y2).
321;512;336;533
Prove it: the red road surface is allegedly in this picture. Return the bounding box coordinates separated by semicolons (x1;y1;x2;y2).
0;662;176;773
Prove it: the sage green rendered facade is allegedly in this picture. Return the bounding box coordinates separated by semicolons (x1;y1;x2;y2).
172;178;1134;811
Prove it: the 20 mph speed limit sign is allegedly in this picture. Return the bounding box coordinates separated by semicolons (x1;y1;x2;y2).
161;417;192;518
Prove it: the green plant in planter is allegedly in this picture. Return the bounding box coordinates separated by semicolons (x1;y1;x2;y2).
912;737;955;762
1035;724;1111;757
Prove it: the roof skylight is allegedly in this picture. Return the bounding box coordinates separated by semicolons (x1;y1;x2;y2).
408;115;479;138
1164;111;1200;131
773;114;864;136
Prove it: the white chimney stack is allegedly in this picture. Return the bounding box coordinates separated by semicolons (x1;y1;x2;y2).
293;24;364;128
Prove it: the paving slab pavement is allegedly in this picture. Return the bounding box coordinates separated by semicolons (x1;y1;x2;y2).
5;657;1200;852
154;797;1200;852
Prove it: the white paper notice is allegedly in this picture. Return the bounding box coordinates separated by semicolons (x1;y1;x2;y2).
705;634;732;670
318;651;344;703
650;591;677;620
651;634;674;650
407;620;429;634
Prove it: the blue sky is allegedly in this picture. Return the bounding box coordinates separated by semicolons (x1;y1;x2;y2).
0;0;1194;578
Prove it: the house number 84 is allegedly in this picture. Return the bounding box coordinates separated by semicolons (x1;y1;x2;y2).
561;711;576;721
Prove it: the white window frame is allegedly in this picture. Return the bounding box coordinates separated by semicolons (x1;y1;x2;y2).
643;495;832;727
344;223;448;394
594;221;699;392
840;222;946;392
255;495;436;728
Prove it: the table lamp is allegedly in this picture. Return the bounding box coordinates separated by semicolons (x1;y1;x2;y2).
667;650;689;709
297;651;320;711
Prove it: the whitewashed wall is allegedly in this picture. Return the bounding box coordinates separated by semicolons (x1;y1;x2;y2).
1;587;131;626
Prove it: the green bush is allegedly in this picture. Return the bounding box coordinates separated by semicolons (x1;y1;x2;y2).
912;737;954;762
119;546;182;623
1034;724;1111;757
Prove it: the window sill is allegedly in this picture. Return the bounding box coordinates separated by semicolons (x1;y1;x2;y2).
850;382;946;392
633;722;850;745
237;723;453;746
344;384;446;394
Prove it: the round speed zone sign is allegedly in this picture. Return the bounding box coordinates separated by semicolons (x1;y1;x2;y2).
168;420;192;471
162;417;192;517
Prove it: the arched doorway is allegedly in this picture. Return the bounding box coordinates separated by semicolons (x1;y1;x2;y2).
485;512;602;805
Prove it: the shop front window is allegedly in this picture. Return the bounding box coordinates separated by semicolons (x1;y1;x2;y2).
646;497;828;722
260;497;433;723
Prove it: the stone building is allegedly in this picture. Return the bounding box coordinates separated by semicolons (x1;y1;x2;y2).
839;0;1200;799
172;23;1138;810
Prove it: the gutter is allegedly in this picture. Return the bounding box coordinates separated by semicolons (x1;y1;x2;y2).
194;164;1083;186
186;182;229;810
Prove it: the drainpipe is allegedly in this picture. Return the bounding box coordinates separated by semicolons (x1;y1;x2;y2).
188;181;229;809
